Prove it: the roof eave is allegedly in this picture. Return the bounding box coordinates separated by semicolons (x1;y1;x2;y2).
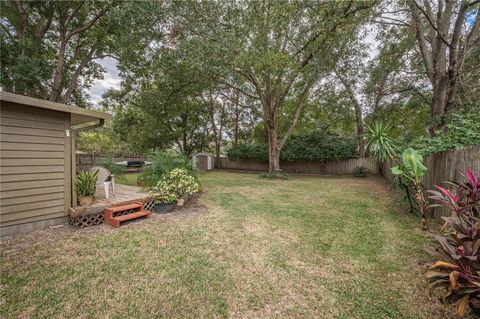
0;91;112;123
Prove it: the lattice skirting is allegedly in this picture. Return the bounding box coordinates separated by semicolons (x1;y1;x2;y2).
69;213;104;228
143;200;155;212
69;201;155;228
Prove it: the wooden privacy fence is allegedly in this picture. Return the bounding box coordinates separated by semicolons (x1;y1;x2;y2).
382;145;480;219
218;157;379;175
76;154;148;171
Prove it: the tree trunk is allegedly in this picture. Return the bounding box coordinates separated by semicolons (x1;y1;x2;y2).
215;140;221;169
234;102;240;147
353;100;365;157
429;78;449;134
336;71;365;156
267;125;280;173
414;183;428;231
49;40;66;102
62;47;96;103
49;8;68;102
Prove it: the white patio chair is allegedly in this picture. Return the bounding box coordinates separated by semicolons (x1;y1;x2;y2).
89;166;116;199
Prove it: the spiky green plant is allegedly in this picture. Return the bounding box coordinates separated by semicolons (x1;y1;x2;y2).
365;121;400;163
353;165;368;178
75;170;98;197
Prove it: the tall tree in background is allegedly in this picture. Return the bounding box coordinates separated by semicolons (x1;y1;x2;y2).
332;37;369;157
195;1;374;173
1;0;117;105
201;87;230;169
407;0;480;133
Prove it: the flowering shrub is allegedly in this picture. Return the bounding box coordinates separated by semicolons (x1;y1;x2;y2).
150;168;199;204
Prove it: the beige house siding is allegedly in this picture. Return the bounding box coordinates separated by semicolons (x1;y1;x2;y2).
0;101;71;235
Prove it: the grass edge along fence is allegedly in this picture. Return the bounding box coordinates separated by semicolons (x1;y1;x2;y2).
220;145;479;221
219;157;379;175
382;145;480;220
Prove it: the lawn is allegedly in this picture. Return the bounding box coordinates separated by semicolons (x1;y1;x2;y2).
0;172;444;318
117;172;140;186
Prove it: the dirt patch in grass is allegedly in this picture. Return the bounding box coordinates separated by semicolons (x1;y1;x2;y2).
1;195;208;259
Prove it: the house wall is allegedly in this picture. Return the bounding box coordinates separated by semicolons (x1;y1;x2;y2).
0;101;71;236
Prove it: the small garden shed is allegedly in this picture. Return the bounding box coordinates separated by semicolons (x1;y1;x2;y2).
0;92;111;236
193;153;214;171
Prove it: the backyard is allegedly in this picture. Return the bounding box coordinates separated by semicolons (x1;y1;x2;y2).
0;172;444;318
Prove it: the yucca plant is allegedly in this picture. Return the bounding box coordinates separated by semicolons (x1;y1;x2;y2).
365;121;400;163
366;121;419;214
75;170;98;197
353;165;367;178
425;168;480;317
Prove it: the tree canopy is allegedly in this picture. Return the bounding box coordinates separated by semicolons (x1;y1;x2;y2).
1;0;479;170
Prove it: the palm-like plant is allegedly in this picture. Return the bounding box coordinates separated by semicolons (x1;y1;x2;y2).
392;148;429;230
365;121;400;163
75;170;98;197
366;121;419;215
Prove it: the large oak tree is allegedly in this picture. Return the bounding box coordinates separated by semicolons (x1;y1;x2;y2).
189;0;375;172
407;0;480;132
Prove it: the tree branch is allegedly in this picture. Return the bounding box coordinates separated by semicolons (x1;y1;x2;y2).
413;0;451;47
407;0;435;81
66;6;109;41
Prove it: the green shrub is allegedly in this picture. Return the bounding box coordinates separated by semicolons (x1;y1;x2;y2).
150;168;199;203
227;130;357;162
228;144;269;162
258;172;289;180
353;166;367;177
139;152;196;188
75;170;98;197
409;112;480;155
282;130;357;161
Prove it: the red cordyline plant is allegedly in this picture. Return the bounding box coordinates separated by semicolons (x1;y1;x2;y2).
425;168;480;317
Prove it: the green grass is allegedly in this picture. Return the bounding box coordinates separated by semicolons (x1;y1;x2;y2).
0;172;443;318
117;172;140;186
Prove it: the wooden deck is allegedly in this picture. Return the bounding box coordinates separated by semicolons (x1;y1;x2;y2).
69;184;153;217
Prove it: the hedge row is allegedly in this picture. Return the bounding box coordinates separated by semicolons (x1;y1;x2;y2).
228;130;358;162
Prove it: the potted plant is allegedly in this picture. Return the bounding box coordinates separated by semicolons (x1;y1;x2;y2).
152;189;178;213
149;168;199;213
154;198;177;213
75;170;98;206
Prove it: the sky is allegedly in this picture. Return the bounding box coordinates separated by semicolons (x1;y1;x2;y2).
88;57;121;106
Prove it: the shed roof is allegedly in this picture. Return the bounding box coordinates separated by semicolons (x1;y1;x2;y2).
193;152;214;157
0;91;112;125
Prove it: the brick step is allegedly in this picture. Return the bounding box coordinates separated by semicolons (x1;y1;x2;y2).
114;210;151;223
107;202;143;213
105;210;152;228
